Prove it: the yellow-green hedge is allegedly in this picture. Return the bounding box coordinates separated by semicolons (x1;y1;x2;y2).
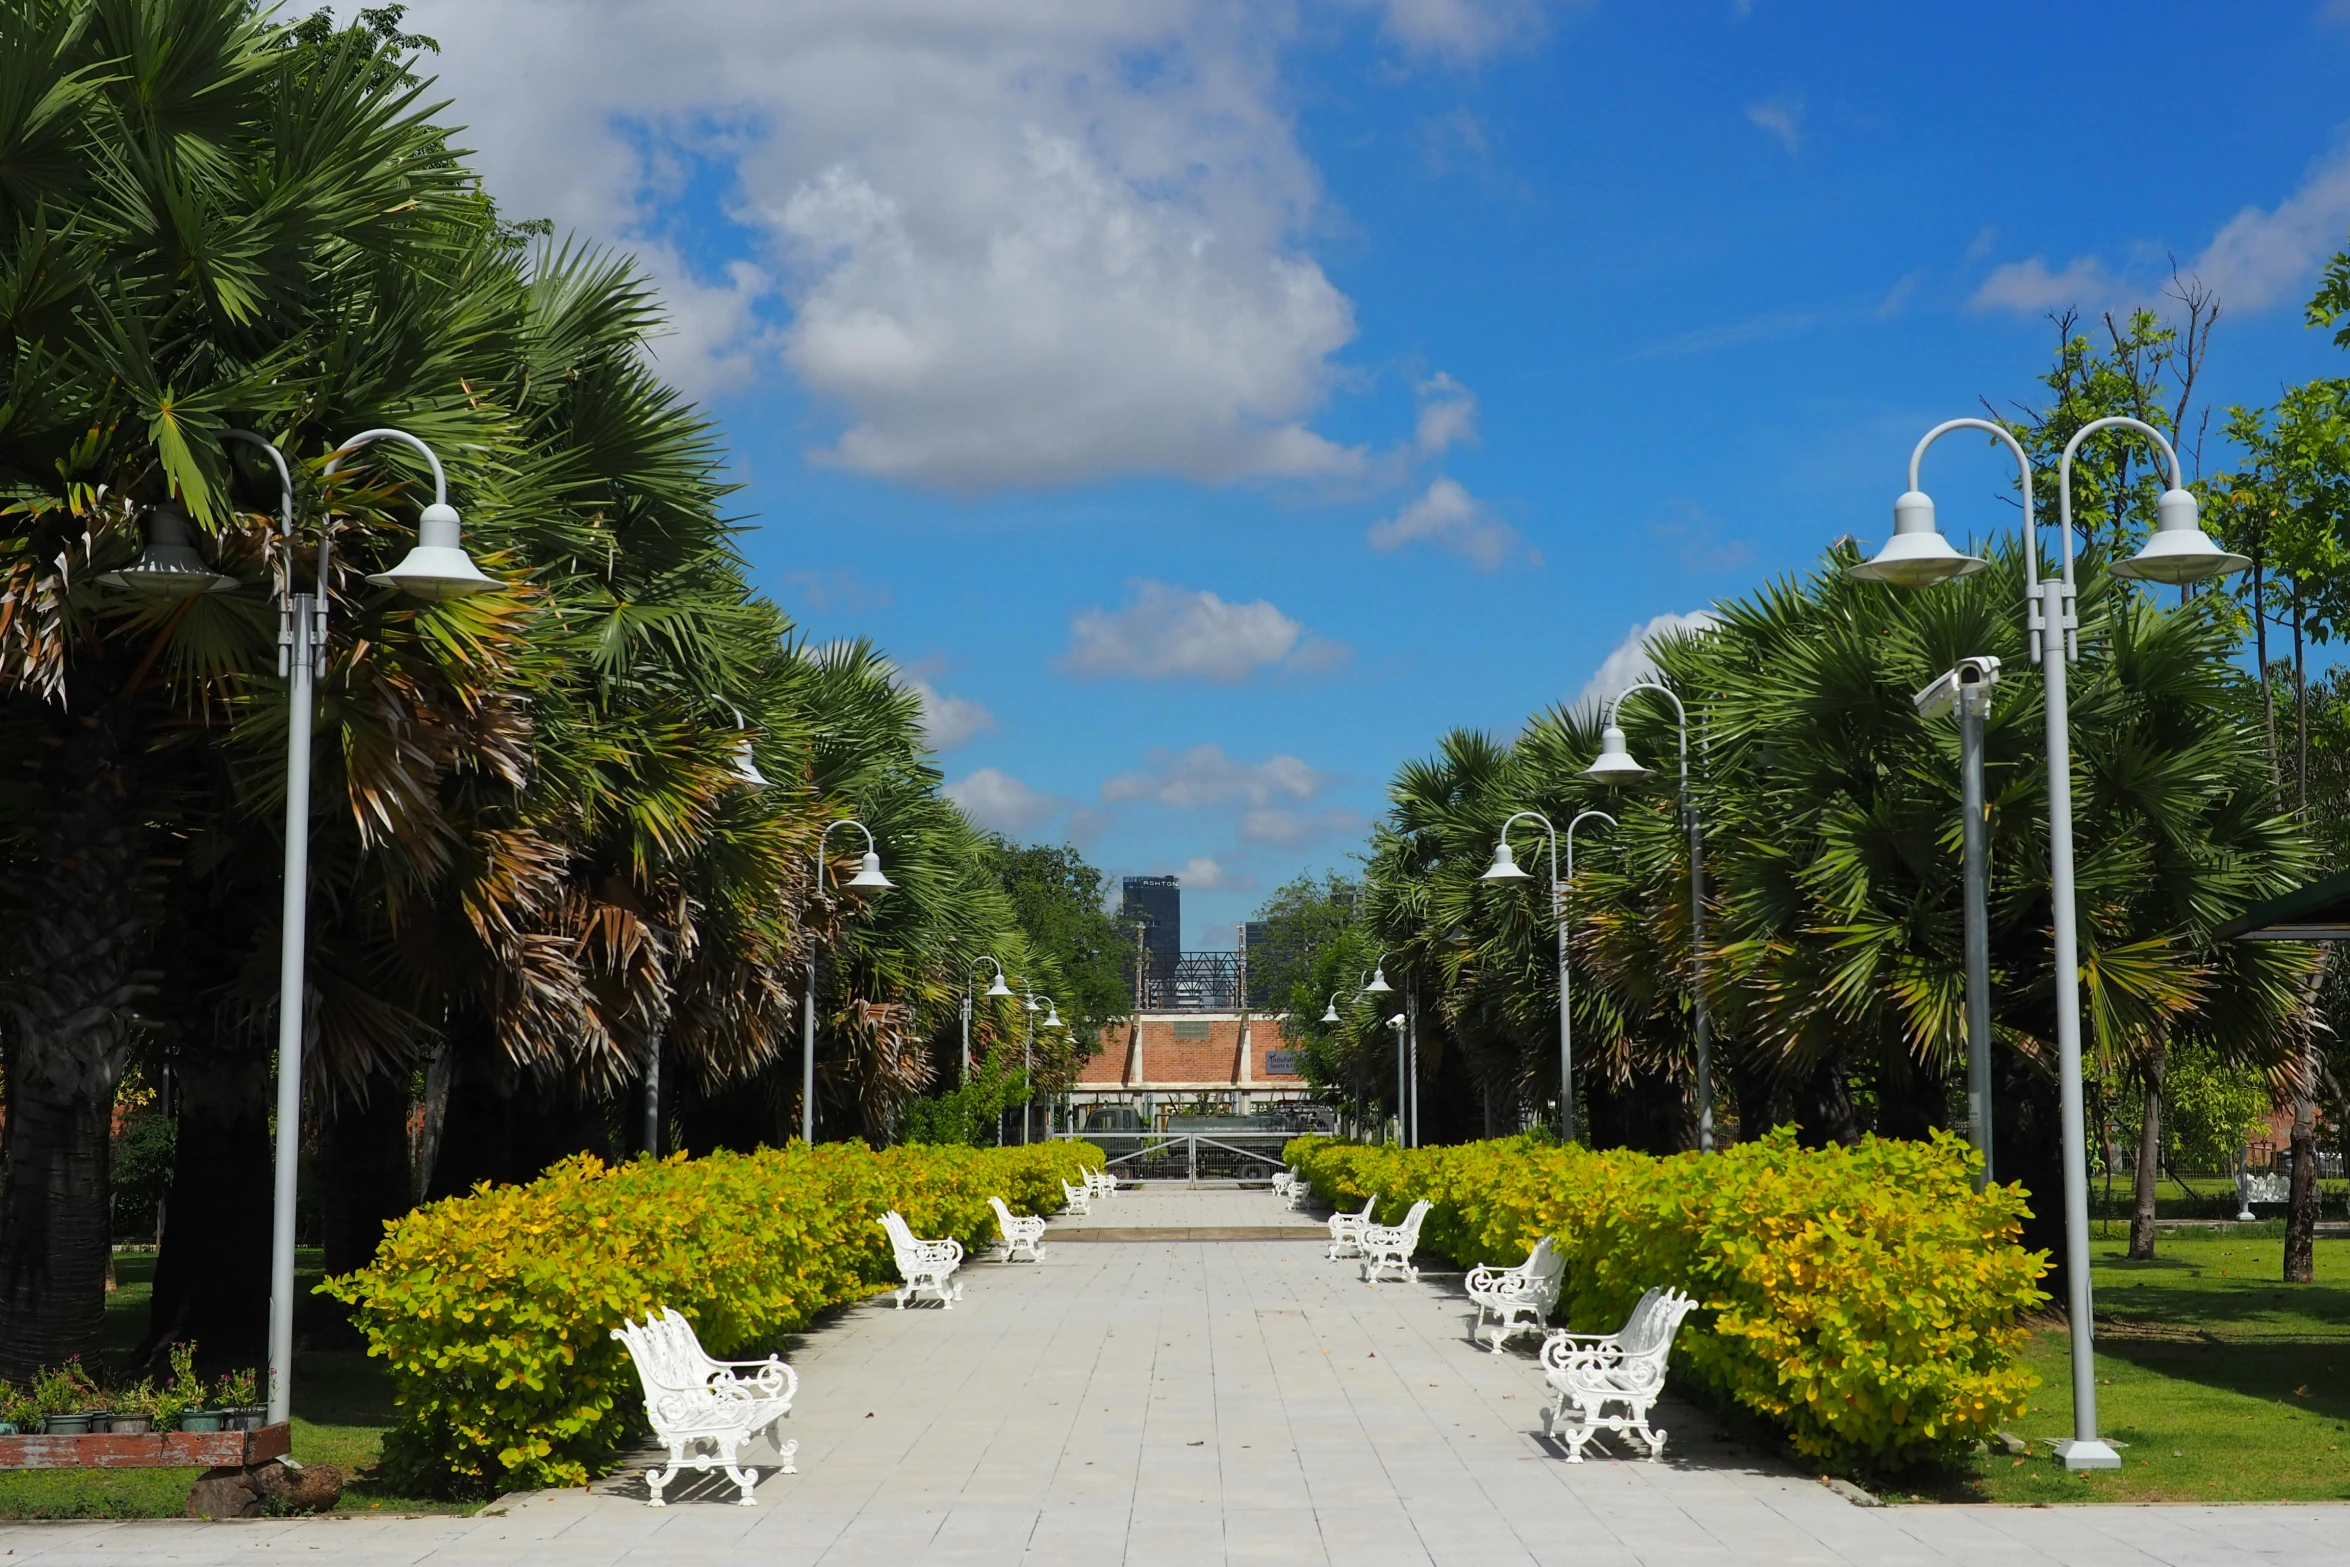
1285;1130;2045;1470
325;1139;1100;1495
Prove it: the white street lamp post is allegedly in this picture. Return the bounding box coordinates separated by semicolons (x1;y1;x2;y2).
963;956;1012;1086
1584;683;1712;1151
1360;958;1398;1143
1484;807;1615;1143
1021;991;1060;1144
1915;658;2003;1187
1848;413;2245;1471
806;820;891;1145
215;427;496;1433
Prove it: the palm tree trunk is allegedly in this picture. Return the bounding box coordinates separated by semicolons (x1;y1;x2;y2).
2128;1036;2165;1260
0;698;157;1380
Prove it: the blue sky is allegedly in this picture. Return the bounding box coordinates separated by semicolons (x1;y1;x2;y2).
404;0;2350;945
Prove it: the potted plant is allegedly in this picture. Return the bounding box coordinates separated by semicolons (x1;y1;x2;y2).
214;1369;263;1431
162;1343;222;1432
0;1381;32;1435
105;1381;160;1434
33;1360;103;1435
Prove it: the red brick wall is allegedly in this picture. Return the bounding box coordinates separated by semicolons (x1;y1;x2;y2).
1074;1015;1300;1087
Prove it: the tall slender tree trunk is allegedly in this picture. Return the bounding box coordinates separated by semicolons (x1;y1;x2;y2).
2255;540;2278;799
0;700;157;1380
2128;1035;2165;1260
139;1052;271;1367
2283;588;2320;1284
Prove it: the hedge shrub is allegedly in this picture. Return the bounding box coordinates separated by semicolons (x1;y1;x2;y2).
325;1139;1100;1495
1284;1130;2045;1471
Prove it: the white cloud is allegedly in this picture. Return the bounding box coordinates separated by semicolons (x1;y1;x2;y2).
1973;139;2350;316
1063;581;1346;683
1744;95;1804;156
1366;476;1519;569
1169;854;1237;890
1237;806;1365;847
396;1;1390;491
906;676;996;751
1359;0;1551;61
945;767;1061;835
1414;372;1478;456
1103;745;1327;810
1572;611;1720;714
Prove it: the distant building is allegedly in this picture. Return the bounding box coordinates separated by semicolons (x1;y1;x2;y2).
1242;921;1272;1006
1070;1011;1308;1118
1120;874;1181;1005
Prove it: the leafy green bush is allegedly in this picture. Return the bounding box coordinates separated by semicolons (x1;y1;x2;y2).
326;1139;1098;1496
1285;1130;2045;1471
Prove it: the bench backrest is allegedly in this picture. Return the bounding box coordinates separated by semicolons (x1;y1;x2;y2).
1525;1239;1565;1297
879;1210;922;1266
988;1195;1016;1229
614;1308;706;1398
1619;1288;1695;1359
1396;1199;1432;1243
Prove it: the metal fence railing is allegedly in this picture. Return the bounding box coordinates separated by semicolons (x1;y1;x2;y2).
1053;1130;1292;1184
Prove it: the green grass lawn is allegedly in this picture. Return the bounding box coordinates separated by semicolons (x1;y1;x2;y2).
0;1248;469;1519
1903;1226;2350;1504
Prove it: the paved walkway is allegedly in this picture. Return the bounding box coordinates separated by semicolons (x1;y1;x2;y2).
6;1188;2343;1564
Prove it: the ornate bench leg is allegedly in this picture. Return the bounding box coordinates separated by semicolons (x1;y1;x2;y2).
776;1437;799;1476
646;1443;687;1506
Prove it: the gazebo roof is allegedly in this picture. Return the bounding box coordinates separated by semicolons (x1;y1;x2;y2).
2218;866;2350;942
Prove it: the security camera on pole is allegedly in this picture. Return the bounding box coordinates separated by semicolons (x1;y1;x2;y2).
1914;656;2000;1190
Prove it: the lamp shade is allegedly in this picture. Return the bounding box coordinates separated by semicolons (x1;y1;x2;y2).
367;502;499;600
1481;838;1531;881
1320;999;1341;1023
846;850;893;889
1847;490;1988;587
729;738;769;789
2110;488;2251;584
1583;724;1651;783
1363;964;1393;995
97;505;237;596
1043;1002;1062;1028
985;972;1014;998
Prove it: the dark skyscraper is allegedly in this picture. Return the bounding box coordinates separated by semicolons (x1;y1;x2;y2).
1120;875;1181;1005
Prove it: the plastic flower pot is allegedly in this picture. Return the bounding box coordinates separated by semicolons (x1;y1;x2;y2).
177;1410;225;1433
0;1421;20;1435
104;1414;153;1434
226;1406;267;1432
42;1413;95;1435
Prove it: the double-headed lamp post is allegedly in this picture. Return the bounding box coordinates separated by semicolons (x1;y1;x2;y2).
1482;808;1615;1144
1584;682;1713;1151
806;820;891;1145
1847;413;2247;1471
104;429;502;1431
963;956;1013;1085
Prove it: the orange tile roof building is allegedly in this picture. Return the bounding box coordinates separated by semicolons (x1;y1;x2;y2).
1069;1011;1312;1115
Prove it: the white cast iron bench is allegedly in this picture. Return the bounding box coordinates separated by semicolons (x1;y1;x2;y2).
1083;1164;1118;1200
1539;1287;1698;1461
1464;1235;1563;1352
988;1196;1046;1263
1060;1177;1093;1216
1325;1192;1380;1260
879;1210;965;1307
1270;1164;1300;1199
1360;1198;1433;1284
611;1307;797;1506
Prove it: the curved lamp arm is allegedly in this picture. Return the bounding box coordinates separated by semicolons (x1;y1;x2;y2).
815;817;877;895
326;428;449;504
1602;681;1691;788
1563;809;1616;878
1908;416;2039;581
